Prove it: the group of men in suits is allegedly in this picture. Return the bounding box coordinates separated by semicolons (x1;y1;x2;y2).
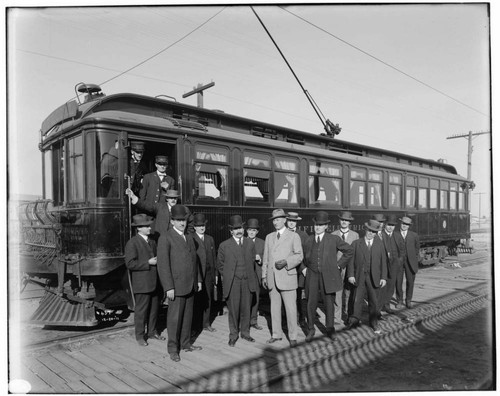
125;200;421;357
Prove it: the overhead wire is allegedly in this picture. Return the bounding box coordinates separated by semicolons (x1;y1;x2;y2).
278;5;488;118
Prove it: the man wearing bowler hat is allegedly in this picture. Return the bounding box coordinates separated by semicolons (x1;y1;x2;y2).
332;211;359;324
372;214;387;241
285;212;309;326
125;214;164;346
157;205;202;362
302;211;353;342
395;216;420;309
246;218;265;330
129;141;148;196
192;213;218;333
378;214;405;314
346;219;387;334
217;215;258;346
139;155;176;206
262;209;303;347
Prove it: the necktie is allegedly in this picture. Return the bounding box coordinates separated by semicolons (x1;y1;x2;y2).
316;236;320;244
277;233;280;240
341;232;346;241
367;240;372;250
238;239;242;246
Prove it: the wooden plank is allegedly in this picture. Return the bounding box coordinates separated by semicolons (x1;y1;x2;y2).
18;363;54;393
111;368;157;393
66;350;110;373
80;375;116;393
140;361;187;391
37;353;85;383
49;350;96;377
125;364;179;392
94;372;137;393
66;379;95;393
93;344;139;366
80;345;125;371
22;356;73;393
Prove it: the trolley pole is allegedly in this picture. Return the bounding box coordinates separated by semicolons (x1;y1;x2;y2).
183;82;215;108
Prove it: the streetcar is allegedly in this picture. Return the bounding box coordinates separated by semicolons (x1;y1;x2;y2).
18;83;471;326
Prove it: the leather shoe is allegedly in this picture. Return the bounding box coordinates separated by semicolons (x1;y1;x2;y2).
372;326;382;335
183;345;202;352
250;324;263;330
406;301;413;309
228;339;237;347
266;337;282;344
169;353;180;362
204;326;217;332
148;333;166;341
305;330;315;342
290;340;298;348
346;318;359;330
383;306;395;314
137;339;148;346
396;302;405;309
241;335;255;342
326;328;336;340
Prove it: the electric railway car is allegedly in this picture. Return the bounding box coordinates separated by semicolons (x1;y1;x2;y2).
18;83;471;326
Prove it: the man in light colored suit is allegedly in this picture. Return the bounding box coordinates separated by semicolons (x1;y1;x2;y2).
396;216;420;309
332;211;359;324
346;219;387;334
262;209;303;347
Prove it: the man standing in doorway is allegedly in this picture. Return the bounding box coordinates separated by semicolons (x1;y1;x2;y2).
140;155;175;206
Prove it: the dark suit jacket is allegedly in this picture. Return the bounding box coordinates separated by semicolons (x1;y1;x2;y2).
397;229;420;273
250;237;265;284
157;228;199;296
294;229;309;288
193;233;217;283
135;199;194;236
381;231;405;278
217;237;258;300
303;233;354;294
348;237;387;288
125;235;158;294
129;160;149;195
139;171;175;205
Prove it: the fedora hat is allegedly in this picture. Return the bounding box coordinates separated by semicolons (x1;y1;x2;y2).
371;214;387;223
338;211;354;221
131;213;154;227
269;209;287;220
229;215;245;229
193;213;207;226
286;212;302;221
246;218;260;229
364;219;381;232
163;189;180;198
399;216;413;225
171;205;189;220
155;155;168;164
130;141;145;152
386;214;398;225
313;211;330;225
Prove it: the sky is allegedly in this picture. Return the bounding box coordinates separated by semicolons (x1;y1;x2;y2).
5;1;494;218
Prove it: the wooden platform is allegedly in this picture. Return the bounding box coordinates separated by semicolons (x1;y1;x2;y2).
12;256;492;393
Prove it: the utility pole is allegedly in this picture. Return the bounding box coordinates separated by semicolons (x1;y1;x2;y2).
474;192;486;229
183;82;215;108
446;130;490;210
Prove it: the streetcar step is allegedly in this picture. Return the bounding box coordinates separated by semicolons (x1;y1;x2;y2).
29;291;98;327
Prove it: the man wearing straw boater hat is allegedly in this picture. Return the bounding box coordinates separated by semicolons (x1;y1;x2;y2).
139;154;176;206
302;211;353;342
332;211;359;324
125;214;164;346
395;215;420;309
157;205;202;362
285;212;308;327
346;219;387;334
217;215;258;346
262;209;303;347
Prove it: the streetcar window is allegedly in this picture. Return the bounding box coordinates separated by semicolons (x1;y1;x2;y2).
350;168;366;207
195;163;228;201
406;175;417;186
406;186;417;209
368;182;382;208
244;152;271;168
44;151;53;200
274;157;298;205
440;180;449;210
458;192;465;210
450;182;458;210
389;172;402;208
67;135;84;202
368;170;383;182
96;133;120;198
418;177;429;209
51;142;65;205
429;179;439;209
309;161;342;207
244;169;270;203
196;145;228;162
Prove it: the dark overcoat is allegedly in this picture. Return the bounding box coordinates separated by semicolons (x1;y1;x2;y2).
139;171;175;205
124;235;158;293
348;237;388;288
